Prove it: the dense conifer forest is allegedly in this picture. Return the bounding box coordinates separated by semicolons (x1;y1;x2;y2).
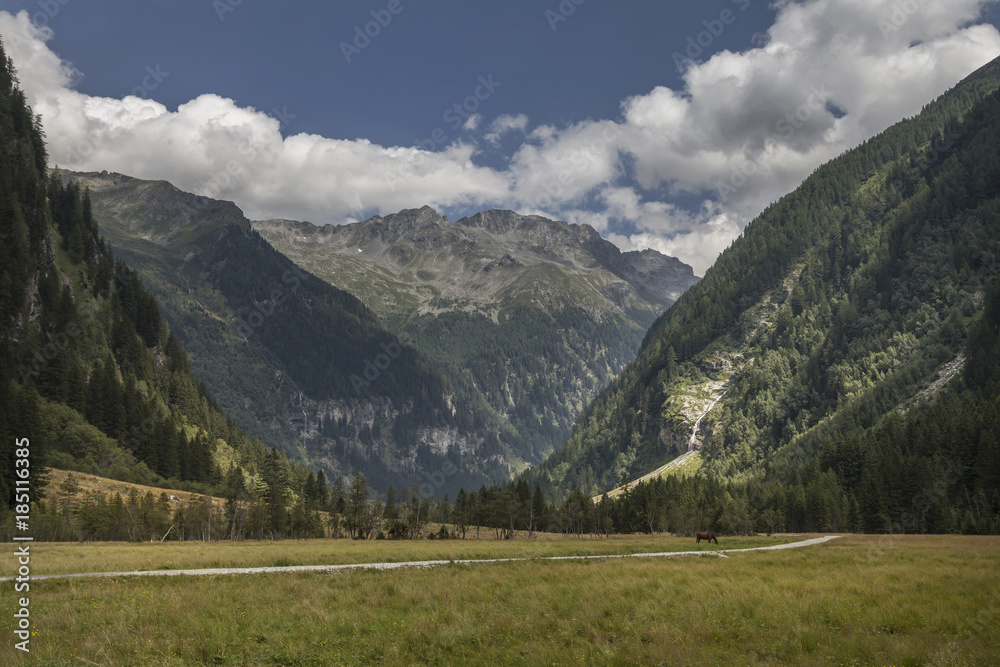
0;41;329;539
521;58;1000;535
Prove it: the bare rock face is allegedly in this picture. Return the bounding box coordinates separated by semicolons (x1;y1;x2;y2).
616;249;698;313
659;423;689;457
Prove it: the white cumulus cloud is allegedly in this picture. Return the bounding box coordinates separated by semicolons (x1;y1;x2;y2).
485;113;529;145
2;1;999;275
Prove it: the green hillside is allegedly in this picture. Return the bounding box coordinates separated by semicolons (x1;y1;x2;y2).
0;39;332;539
524;56;1000;534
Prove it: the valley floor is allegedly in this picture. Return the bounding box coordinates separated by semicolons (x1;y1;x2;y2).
4;536;835;582
7;534;792;577
1;535;997;665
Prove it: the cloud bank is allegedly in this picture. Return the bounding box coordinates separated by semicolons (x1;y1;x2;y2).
2;1;998;274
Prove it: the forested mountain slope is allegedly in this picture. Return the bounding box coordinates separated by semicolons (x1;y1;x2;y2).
255;208;699;465
525;54;1000;532
0;40;315;531
57;171;504;495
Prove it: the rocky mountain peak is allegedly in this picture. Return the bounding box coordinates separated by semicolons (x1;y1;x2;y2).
254;206;700;325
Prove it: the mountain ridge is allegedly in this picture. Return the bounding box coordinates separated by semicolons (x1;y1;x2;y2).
61;170;699;489
254;207;697;324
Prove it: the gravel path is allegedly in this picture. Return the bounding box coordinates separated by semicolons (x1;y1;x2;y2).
6;536;841;582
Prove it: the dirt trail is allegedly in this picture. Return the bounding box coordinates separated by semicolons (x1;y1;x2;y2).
6;536;841;582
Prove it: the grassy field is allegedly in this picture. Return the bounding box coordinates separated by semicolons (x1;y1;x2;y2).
20;534;787;576
2;535;998;665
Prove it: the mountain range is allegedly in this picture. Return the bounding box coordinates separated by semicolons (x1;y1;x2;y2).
58;172;697;494
4;34;998;536
254;208;698;464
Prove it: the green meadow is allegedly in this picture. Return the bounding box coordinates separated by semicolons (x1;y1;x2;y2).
19;533;786;576
2;534;997;665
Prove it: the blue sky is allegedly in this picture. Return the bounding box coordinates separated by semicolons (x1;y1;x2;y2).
8;1;777;143
2;0;999;272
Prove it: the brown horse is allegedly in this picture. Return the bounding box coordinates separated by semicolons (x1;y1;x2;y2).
695;531;718;545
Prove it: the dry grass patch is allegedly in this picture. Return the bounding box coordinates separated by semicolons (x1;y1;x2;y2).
44;468;224;506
